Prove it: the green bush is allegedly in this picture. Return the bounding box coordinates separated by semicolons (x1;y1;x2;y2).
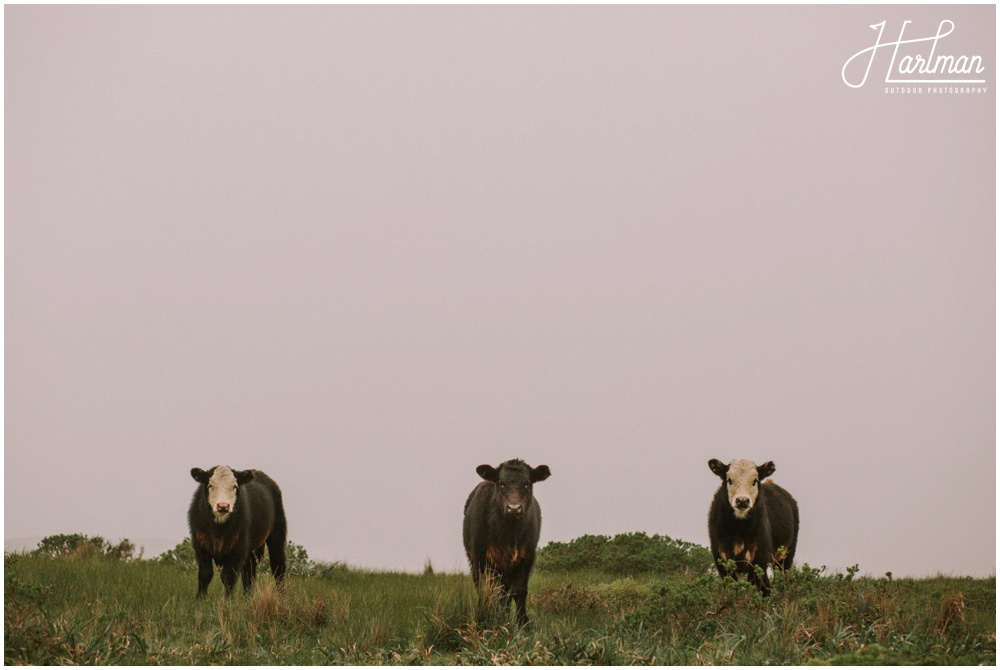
535;577;652;615
623;571;761;633
258;541;315;576
157;537;315;576
31;534;138;561
157;537;197;569
536;532;712;576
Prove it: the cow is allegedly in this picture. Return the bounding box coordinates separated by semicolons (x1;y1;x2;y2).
188;466;288;598
463;459;551;626
707;458;799;596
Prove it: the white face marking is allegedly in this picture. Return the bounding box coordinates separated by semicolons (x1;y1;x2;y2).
207;466;239;523
725;459;761;519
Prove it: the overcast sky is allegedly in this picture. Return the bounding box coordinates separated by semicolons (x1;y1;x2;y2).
5;5;995;578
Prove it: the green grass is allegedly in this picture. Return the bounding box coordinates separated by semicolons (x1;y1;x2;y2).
4;543;995;665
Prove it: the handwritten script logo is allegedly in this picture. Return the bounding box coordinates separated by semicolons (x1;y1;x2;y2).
842;20;986;88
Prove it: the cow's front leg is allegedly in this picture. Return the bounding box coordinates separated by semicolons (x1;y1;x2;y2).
195;555;214;599
506;571;530;626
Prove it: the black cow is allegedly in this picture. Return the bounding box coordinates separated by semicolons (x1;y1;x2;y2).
463;459;551;626
707;458;799;595
188;465;288;598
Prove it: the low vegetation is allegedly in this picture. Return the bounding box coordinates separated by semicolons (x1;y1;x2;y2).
5;533;995;665
30;533;140;562
535;532;712;576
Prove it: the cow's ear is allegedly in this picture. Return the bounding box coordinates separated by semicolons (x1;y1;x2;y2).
757;461;776;480
191;468;209;483
708;459;728;479
529;465;551;483
476;464;499;482
234;469;255;486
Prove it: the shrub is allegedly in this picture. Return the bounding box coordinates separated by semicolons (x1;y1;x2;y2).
258;541;315;576
157;537;197;569
31;534;138;561
536;532;712;576
156;538;315;576
535;577;651;615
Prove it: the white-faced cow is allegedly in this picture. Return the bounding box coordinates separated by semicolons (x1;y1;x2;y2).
188;466;288;598
707;458;799;596
463;459;551;626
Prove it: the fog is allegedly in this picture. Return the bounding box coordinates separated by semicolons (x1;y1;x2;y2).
4;5;995;578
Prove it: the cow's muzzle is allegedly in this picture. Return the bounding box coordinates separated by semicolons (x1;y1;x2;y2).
734;497;751;510
505;503;524;516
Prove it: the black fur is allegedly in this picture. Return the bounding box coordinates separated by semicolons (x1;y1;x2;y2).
707;459;799;596
188;466;288;598
462;459;551;626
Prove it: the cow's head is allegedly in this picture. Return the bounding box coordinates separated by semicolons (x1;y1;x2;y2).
191;466;254;524
708;458;775;520
476;459;551;518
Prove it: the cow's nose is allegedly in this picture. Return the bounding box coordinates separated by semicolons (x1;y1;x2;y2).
506;503;523;515
216;503;230;513
735;497;750;509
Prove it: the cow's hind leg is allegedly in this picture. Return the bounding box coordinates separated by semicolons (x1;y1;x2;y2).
498;581;515;621
266;526;288;589
780;539;797;571
265;494;289;589
266;542;286;586
242;550;260;593
220;561;240;596
712;547;734;579
751;560;773;597
253;545;265;573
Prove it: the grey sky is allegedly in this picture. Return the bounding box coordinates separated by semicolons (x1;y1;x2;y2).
5;5;995;578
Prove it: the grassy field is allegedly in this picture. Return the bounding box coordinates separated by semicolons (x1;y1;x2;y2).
4;535;995;665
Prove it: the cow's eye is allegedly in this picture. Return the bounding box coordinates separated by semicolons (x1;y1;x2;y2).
753;479;758;486
726;478;732;485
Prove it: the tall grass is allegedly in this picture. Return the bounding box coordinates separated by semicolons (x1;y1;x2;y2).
4;540;995;665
